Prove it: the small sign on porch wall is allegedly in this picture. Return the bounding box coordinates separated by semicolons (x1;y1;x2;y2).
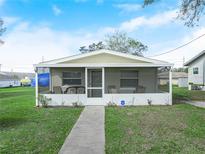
121;100;125;106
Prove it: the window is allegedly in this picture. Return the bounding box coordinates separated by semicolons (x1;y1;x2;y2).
62;72;81;85
120;70;138;88
193;67;199;74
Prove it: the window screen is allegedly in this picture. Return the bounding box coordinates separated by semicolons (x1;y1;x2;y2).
120;70;138;88
62;72;82;85
63;72;81;78
121;70;138;78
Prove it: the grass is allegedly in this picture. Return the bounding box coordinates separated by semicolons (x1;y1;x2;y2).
0;87;83;153
106;105;205;154
173;86;205;102
0;86;204;153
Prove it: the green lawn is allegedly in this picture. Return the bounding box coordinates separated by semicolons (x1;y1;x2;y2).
1;86;205;153
106;105;205;154
173;86;205;102
0;87;83;153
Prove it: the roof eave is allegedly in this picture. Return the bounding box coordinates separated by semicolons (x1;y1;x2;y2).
184;50;205;66
34;63;173;68
38;49;171;65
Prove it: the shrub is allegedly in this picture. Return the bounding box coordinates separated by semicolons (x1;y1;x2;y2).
147;99;152;105
38;95;52;107
72;101;83;107
107;101;118;106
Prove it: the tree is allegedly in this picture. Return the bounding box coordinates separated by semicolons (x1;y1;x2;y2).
144;0;205;27
105;31;147;56
79;32;148;56
172;67;188;73
79;41;105;53
0;18;6;44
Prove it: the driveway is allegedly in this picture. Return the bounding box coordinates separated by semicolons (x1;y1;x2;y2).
59;106;105;154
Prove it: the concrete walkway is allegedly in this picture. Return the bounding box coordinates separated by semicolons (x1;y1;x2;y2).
59;106;105;154
185;101;205;108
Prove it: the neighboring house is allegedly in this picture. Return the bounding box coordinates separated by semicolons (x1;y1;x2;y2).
0;72;20;87
184;50;205;91
158;72;188;87
0;71;34;88
34;49;173;106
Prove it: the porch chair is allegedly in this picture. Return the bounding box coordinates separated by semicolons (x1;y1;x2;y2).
108;85;117;93
53;86;62;94
66;87;77;94
77;87;85;94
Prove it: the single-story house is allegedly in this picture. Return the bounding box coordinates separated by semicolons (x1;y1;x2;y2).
158;72;188;87
34;49;173;106
0;72;20;87
184;50;205;91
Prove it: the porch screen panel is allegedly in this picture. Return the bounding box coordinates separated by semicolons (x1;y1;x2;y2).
87;89;102;97
87;69;103;98
120;79;138;88
105;68;159;94
157;67;170;92
37;67;50;94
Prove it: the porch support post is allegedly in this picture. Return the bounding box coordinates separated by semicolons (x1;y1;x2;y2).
85;67;87;96
49;68;52;92
35;68;39;107
102;67;105;97
169;67;172;105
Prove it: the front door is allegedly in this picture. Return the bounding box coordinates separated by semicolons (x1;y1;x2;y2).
86;68;104;105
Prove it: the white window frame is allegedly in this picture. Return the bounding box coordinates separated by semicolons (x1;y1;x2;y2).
193;67;199;74
62;71;82;85
120;70;139;88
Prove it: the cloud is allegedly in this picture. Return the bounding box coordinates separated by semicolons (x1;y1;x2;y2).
52;5;62;16
0;22;100;72
119;10;177;32
97;10;178;34
0;9;195;72
150;27;205;67
114;3;141;13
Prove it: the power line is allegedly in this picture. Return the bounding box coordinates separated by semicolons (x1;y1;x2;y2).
149;33;205;57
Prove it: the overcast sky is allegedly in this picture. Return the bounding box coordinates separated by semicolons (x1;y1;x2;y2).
0;0;205;72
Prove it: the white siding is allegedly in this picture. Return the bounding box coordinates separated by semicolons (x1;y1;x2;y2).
188;54;205;85
42;93;171;106
59;53;149;64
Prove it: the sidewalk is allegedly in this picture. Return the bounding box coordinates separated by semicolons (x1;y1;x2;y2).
185;101;205;108
59;106;105;154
